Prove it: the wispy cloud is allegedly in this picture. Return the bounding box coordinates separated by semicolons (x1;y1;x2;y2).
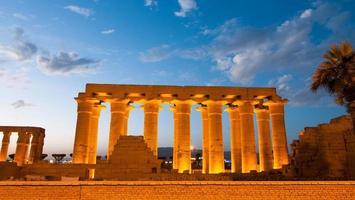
175;0;197;17
37;52;99;75
13;13;32;21
64;5;93;17
145;0;158;8
11;100;34;109
0;68;31;89
101;29;115;34
139;45;174;63
0;27;37;61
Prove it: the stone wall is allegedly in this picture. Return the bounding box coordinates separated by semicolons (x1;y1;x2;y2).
287;115;355;178
0;181;354;200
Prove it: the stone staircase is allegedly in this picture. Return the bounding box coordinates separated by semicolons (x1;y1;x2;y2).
106;136;161;174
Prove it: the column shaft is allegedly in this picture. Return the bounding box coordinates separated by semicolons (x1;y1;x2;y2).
238;101;257;173
197;106;209;174
206;101;224;174
88;105;104;164
0;132;11;161
107;99;129;160
72;98;96;163
256;109;273;172
28;133;40;163
268;101;289;169
175;101;192;173
143;100;161;157
123;106;133;136
226;107;242;173
36;132;45;161
170;106;179;170
14;132;31;166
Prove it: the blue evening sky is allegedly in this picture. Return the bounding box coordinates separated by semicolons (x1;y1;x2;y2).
0;0;354;156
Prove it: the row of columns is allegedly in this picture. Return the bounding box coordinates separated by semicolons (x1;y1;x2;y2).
72;97;289;174
0;131;45;166
223;101;289;173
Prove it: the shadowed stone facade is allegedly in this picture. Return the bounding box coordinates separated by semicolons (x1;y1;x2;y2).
287;115;355;178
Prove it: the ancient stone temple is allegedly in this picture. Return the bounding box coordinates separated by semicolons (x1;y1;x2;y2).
72;84;289;174
0;126;45;166
287;115;355;178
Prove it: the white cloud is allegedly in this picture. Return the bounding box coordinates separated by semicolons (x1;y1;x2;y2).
300;9;312;19
268;74;293;94
101;29;115;34
11;100;34;109
145;0;158;7
13;13;30;21
175;0;197;17
37;52;99;75
64;5;93;17
139;45;174;63
0;27;37;61
179;2;354;85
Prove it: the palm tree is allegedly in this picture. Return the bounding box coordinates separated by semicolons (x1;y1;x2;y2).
311;42;355;131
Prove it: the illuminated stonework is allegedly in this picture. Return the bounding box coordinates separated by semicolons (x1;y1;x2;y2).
72;84;289;174
0;126;45;166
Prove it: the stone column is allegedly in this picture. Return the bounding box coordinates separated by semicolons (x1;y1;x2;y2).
88;104;105;164
107;99;129;160
255;107;273;172
266;100;289;169
123;105;134;136
36;131;45;161
72;97;97;164
170;105;179;170
28;132;40;163
237;101;257;173
206;101;225;174
0;131;11;161
142;100;161;157
174;100;192;173
225;106;242;173
14;132;31;166
196;105;209;174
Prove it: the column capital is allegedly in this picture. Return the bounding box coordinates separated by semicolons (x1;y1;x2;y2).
224;105;239;113
196;104;207;112
254;106;269;113
171;99;194;105
204;100;223;114
173;100;192;114
108;98;130;104
141;100;162;112
235;100;254;114
92;104;105;117
2;131;11;137
233;99;259;106
169;105;176;112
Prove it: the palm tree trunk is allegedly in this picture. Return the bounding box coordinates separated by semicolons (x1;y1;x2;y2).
349;101;355;134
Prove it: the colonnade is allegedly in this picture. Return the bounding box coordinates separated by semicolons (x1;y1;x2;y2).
0;126;45;166
72;84;289;174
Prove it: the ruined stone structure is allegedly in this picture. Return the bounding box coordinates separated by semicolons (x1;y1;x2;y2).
0;126;45;166
287;115;355;178
72;84;289;174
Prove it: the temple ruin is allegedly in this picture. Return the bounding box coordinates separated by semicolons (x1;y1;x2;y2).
72;84;289;174
287;115;355;178
0;126;45;166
